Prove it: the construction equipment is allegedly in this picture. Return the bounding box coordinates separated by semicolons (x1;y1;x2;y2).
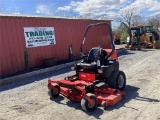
48;22;126;112
127;26;159;49
113;34;121;45
140;26;159;48
127;27;141;50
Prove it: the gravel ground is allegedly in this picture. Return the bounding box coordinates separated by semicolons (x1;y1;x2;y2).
0;49;160;120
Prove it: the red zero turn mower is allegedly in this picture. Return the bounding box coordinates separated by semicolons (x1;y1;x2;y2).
48;22;126;112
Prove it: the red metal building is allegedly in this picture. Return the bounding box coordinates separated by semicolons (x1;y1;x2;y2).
0;14;111;76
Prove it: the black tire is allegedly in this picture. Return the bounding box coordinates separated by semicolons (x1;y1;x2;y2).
81;93;97;112
48;85;60;98
107;70;126;91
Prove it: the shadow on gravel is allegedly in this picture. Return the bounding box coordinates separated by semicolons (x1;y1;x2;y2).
50;95;65;103
85;107;104;119
0;65;73;92
141;49;155;52
135;96;160;102
118;49;135;57
104;85;139;111
50;96;104;119
67;100;104;119
105;85;160;111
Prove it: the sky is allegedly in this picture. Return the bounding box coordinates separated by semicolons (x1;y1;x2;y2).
0;0;160;27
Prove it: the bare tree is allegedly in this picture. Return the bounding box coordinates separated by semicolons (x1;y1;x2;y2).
147;13;160;29
117;6;139;28
115;6;140;44
116;23;128;34
132;15;146;26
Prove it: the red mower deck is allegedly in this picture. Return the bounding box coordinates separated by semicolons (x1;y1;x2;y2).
48;79;124;107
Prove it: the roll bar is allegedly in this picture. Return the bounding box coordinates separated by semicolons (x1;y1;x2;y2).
80;22;115;60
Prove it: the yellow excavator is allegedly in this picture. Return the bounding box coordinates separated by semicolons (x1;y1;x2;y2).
127;26;159;49
139;26;159;48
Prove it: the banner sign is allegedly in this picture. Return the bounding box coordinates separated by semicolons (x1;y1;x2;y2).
24;27;56;48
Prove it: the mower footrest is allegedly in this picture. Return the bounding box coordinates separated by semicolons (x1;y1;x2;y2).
95;82;106;88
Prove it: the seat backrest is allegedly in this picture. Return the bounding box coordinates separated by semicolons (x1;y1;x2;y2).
99;49;107;60
88;47;108;64
88;47;99;62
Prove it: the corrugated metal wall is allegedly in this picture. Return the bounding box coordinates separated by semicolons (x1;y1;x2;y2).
0;15;111;76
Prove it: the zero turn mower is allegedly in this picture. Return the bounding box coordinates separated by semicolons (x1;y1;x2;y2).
48;22;126;112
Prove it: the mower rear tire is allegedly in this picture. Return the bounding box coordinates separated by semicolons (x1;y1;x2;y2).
48;85;60;98
81;93;97;112
107;70;126;91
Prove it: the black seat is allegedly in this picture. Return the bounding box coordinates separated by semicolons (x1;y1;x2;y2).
79;47;107;71
79;47;99;70
88;47;100;63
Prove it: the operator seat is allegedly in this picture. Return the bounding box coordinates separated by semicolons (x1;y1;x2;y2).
87;47;100;63
78;47;107;71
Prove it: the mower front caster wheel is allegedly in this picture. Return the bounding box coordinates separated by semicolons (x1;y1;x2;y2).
81;93;97;112
48;85;60;98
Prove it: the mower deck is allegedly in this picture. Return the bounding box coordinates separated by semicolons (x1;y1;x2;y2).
48;79;124;107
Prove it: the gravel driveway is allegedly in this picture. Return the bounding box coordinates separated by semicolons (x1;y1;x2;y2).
0;49;160;120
